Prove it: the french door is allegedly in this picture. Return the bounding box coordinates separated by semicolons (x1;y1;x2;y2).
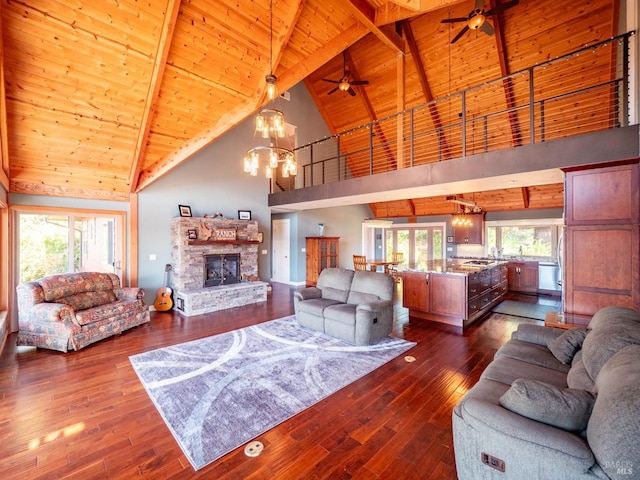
385;224;445;270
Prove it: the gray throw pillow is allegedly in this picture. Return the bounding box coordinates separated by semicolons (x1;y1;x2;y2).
500;378;595;431
548;327;589;364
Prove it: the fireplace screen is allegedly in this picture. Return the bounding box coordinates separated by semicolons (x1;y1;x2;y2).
204;254;241;287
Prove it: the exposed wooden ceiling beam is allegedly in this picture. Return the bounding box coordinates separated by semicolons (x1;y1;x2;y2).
403;19;453;160
346;0;406;54
129;0;181;193
376;0;468;24
10;180;130;201
388;0;421;10
491;0;522;148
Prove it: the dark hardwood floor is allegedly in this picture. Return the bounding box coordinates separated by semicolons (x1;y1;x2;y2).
0;284;557;479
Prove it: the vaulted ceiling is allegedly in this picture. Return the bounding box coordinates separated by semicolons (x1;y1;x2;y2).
0;0;621;213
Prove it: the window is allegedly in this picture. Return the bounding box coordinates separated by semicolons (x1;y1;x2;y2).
17;209;125;284
385;223;445;270
486;219;562;259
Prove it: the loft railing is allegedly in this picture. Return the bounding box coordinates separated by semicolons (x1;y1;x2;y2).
272;31;636;193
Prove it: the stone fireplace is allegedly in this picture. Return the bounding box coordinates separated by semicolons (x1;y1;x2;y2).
170;217;268;316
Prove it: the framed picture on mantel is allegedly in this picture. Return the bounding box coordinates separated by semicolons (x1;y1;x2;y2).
179;205;192;217
238;210;251;220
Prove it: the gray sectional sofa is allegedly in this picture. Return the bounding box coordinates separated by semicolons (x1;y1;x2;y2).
293;267;394;345
453;306;640;479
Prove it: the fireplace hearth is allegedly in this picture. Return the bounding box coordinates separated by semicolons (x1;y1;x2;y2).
204;253;240;287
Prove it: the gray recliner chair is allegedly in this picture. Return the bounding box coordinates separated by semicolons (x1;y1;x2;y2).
293;267;395;345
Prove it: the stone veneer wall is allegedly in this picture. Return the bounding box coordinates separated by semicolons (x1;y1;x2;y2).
170;217;260;291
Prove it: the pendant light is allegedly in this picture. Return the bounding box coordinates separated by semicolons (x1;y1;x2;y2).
242;0;296;180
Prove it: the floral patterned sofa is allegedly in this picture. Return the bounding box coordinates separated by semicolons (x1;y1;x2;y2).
16;272;150;352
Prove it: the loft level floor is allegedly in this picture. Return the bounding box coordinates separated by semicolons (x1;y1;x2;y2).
1;282;546;479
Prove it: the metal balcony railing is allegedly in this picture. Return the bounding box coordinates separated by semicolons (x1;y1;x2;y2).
272;31;636;194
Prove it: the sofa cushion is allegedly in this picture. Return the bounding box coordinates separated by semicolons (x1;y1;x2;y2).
581;307;640;380
566;350;595;391
481;356;568;388
75;299;143;326
323;303;358;325
495;339;570;372
587;305;640;331
347;271;394;305
511;323;565;346
59;290;117;312
587;345;640;480
39;272;115;302
295;298;341;317
317;268;354;303
547;327;588;364
500;379;595;432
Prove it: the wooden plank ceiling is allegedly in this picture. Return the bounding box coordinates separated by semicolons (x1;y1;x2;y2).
0;0;619;214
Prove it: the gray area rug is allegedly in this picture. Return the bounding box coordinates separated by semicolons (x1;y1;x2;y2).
492;300;557;320
129;315;416;470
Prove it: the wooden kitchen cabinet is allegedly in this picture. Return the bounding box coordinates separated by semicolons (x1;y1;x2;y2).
305;237;339;286
402;271;466;318
563;162;639;316
429;274;467;318
507;261;539;293
453;213;485;244
402;271;430;311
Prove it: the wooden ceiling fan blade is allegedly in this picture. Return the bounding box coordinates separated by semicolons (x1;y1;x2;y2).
486;0;519;16
441;17;470;23
481;21;494;36
451;25;469;44
322;78;340;84
350;80;369;86
348;87;356;97
328;86;339;95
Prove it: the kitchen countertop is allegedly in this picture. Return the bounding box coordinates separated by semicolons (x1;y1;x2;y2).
405;259;509;275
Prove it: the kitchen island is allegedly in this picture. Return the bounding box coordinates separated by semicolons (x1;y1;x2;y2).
402;259;508;328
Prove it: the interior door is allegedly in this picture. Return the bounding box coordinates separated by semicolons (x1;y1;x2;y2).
271;219;290;284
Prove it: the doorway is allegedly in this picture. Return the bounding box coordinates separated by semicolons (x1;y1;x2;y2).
384;223;446;269
271;219;290;284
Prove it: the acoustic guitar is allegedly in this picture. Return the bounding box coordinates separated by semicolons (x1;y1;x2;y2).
154;264;174;311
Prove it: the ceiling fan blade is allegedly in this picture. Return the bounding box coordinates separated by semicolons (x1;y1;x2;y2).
451;25;469;44
322;78;340;84
328;86;339;95
350;80;369;86
441;17;470;23
486;0;519;16
480;21;494;36
347;87;356;97
474;0;485;9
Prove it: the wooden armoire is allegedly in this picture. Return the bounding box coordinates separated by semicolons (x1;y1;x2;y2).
305;237;340;286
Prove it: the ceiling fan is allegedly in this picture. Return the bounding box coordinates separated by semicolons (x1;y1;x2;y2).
322;51;369;96
441;0;519;44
